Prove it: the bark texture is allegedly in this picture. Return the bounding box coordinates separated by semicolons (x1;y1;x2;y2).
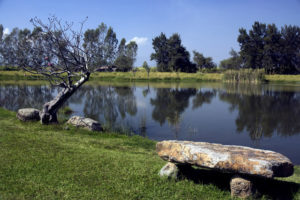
40;73;89;124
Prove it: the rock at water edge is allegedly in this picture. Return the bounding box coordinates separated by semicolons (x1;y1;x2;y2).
17;108;40;121
67;116;103;132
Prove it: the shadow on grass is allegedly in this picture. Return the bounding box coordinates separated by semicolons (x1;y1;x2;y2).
178;165;300;200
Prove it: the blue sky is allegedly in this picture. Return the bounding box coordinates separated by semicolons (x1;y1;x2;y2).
1;0;300;66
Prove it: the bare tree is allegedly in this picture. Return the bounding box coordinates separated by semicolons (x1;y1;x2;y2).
17;16;93;124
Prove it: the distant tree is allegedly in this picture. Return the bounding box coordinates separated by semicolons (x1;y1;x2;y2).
193;50;216;70
103;27;118;65
83;28;103;68
237;22;300;74
280;25;300;74
0;24;4;65
142;61;150;78
0;24;3;40
238;21;267;69
167;33;196;72
151;33;196;73
151;33;170;72
0;27;20;66
14;16;99;124
114;39;138;72
83;23;119;70
126;41;138;68
219;49;242;69
117;38;126;57
262;24;282;74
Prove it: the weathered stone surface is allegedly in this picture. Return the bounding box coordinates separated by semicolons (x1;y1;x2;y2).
230;176;255;198
17;108;40;121
67;116;103;132
156;140;294;178
159;162;179;179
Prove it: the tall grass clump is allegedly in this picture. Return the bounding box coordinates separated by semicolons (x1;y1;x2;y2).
223;69;265;83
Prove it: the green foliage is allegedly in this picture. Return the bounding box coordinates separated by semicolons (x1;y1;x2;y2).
150;67;158;72
219;49;243;69
237;22;300;74
223;69;265;83
193;51;216;70
151;33;196;73
83;23;119;69
114;39;138;72
150;33;170;72
142;61;150;78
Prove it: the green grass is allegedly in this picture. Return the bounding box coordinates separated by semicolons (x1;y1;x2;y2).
91;71;223;82
0;108;229;199
265;74;300;83
0;108;300;199
2;70;300;83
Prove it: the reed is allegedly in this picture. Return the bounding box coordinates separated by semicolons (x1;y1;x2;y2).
223;69;265;83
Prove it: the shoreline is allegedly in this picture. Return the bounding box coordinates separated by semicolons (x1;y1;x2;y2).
1;70;300;83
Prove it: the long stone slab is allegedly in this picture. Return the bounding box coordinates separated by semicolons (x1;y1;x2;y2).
156;140;293;178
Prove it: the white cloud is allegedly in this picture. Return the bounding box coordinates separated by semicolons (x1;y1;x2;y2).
3;28;9;35
129;37;148;46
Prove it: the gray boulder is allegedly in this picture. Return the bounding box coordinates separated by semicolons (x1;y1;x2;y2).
17;108;40;121
67;116;103;132
230;176;255;198
159;162;179;179
157;140;294;178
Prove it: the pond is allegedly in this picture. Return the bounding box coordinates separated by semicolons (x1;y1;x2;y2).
1;81;300;164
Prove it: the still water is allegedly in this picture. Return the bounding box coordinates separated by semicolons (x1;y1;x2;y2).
1;81;300;164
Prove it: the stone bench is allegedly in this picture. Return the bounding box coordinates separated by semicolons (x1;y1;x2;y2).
156;140;294;198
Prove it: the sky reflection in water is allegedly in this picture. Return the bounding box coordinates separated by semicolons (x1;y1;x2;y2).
1;82;300;164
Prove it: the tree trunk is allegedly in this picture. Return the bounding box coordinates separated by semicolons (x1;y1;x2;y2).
40;73;90;124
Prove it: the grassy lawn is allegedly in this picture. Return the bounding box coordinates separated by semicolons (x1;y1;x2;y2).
265;74;300;83
2;70;300;83
91;71;223;82
0;108;300;199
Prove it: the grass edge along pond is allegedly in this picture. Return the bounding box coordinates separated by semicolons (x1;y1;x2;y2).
2;69;300;83
0;107;300;199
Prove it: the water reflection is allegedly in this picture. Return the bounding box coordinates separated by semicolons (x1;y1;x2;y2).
1;82;300;163
69;85;137;127
192;89;217;109
0;85;54;111
150;88;196;126
220;89;300;140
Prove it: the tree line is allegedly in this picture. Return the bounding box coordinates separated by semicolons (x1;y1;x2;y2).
150;33;215;72
221;22;300;74
151;22;300;74
0;22;137;72
1;20;299;75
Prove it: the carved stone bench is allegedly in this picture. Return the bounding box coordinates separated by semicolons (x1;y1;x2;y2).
156;140;294;198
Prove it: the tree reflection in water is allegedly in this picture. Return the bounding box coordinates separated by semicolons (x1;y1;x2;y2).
69;85;137;129
0;85;54;111
1;83;300;142
220;85;300;141
192;89;217;109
